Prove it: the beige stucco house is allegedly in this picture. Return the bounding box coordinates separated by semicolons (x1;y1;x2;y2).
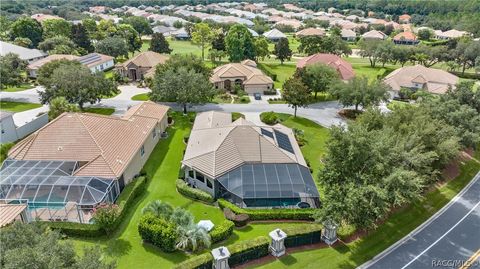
115;51;169;81
210;60;274;95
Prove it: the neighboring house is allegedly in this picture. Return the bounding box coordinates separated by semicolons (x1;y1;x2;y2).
171;27;190;40
362;30;387;40
296;53;355;80
152;25;177;36
0;41;47;63
274;19;303;30
182;111;320;208
263;28;287;41
383;65;459;97
393;32;419;45
248;28;259;37
0;204;30;227
0;110;49;144
210;60;274;95
27;54;80;77
31;13;63;22
435;29;470;40
341;29;357;41
2;101;169;223
398;14;411;24
115;51;169;81
77;53;115;73
295;27;325;38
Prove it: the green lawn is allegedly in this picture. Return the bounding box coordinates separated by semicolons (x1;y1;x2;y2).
83;107;115;115
345;57;398;81
169;38;203;57
2;83;34;92
131;93;150;101
260;63;297;89
0;101;42;112
252;158;480;269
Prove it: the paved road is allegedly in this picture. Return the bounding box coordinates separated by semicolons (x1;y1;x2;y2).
0;86;43;103
359;171;480;269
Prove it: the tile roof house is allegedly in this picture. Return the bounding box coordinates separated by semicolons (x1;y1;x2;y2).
393;32;419;45
297;53;355;80
263;28;287;41
210;60;274;94
182;111;320;208
341;29;357;41
295;27;326;38
362;30;387;40
31;13;64;22
383;65;459;96
274;19;303;30
27;54;80;77
8;101;169;186
115;51;169;81
0;41;47;63
435;29;470;40
399;14;411;23
27;53;114;77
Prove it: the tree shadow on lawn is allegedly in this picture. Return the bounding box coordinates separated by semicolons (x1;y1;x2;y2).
279;255;298;266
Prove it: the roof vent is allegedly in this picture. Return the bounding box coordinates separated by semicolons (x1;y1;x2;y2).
57;146;63;151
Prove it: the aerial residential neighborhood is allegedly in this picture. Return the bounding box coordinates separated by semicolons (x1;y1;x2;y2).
0;1;479;269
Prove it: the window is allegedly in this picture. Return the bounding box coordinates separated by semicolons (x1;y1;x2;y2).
188;170;194;178
140;145;145;157
206;179;212;189
152;129;157;139
196;173;205;183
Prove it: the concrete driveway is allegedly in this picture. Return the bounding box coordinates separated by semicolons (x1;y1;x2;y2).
96;85;150;115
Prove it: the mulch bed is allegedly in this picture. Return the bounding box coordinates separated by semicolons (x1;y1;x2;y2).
338;109;363;120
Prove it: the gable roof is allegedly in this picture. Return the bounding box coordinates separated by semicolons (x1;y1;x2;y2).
393;31;417;41
296;27;325;37
263;28;287;39
341;29;357;38
8;102;169;178
182;112;307;179
210;62;273;86
383;65;459;94
119;51;169;69
296;53;355;80
362;30;387;39
27;54;80;70
0;41;47;61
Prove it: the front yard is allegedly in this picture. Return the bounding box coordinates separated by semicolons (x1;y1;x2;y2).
0;101;42;112
2;83;34;92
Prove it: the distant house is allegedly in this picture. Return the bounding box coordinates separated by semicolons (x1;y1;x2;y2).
115;51;169;81
399;14;411;24
152;25;177;36
362;30;387;40
295;27;325;38
77;53;115;73
31;13;63;22
27;54;79;78
0;110;49;144
182;111;320;208
341;29;357;41
0;41;47;63
248;28;259;37
393;32;419;45
171;27;190;40
274;19;303;31
297;53;355;81
383;65;459;97
263;28;287;41
210;60;274;95
435;29;470;40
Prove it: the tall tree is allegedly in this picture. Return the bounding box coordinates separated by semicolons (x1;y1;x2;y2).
38;36;78;55
39;64;118;109
42;19;72;39
211;31;226;51
48;96;80;120
150;33;172;54
10;17;43;47
155;54;212;78
282;77;311;117
191;23;214;60
95;37;129;58
71;23;93;53
329;76;389;111
123;16;153;35
115;24;142;53
254;37;270;61
225;24;256;62
0;53;26;88
297;63;340;98
358;39;382;67
81;18;97;38
274;37;292;64
37;59;82;87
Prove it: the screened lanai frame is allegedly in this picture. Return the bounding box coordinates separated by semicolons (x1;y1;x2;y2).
0;159;120;223
217;163;320;208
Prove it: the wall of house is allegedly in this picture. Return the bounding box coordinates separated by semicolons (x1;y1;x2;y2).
183;167;215;196
244;84;273;94
15;113;48;140
0;116;18;143
90;59;115;73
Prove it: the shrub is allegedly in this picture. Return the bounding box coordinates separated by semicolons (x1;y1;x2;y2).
218;199;315;221
209;220;234;243
257;64;277;81
283;224;323;247
92;203;120;234
239;96;250;103
176;179;215;203
1;143;14;163
223;208;249;227
263;90;277;95
260;111;278;125
183;134;190;144
231;112;245;121
138;213;178;252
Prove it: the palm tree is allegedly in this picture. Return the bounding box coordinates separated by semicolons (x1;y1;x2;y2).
176;224;211;252
169;207;194;227
141;200;173;219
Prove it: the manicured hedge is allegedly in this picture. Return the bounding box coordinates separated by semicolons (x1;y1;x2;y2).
283;224;322;247
209;220;234;243
176;179;215;203
138;213;177;252
257;63;278;81
46;176;147;237
260;111;279;125
173;236;269;269
218;199;316;221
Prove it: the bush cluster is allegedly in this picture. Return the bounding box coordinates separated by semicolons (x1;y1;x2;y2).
218;199;315;221
260;111;279;125
223;208;249;227
176;179;215;203
263;90;277;95
138;213;178;252
257;64;277;81
209;220;234;243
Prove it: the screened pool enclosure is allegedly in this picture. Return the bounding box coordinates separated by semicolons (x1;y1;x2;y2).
217;163;320;208
0;159;120;223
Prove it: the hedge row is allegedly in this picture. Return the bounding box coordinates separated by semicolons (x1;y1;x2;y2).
449;71;480;80
209;220;234;243
45;176;147;237
282;224;323;248
257;63;278;81
176;179;215;204
218;199;316;221
138;213;177;252
173;236;270;269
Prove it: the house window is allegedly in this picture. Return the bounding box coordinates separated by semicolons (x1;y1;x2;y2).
140;145;145;157
152;129;157;139
196;172;205;183
206;179;212;189
188;170;194;178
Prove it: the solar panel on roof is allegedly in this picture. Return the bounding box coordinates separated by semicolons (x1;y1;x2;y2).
260;128;273;138
273;130;294;153
78;53;102;65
